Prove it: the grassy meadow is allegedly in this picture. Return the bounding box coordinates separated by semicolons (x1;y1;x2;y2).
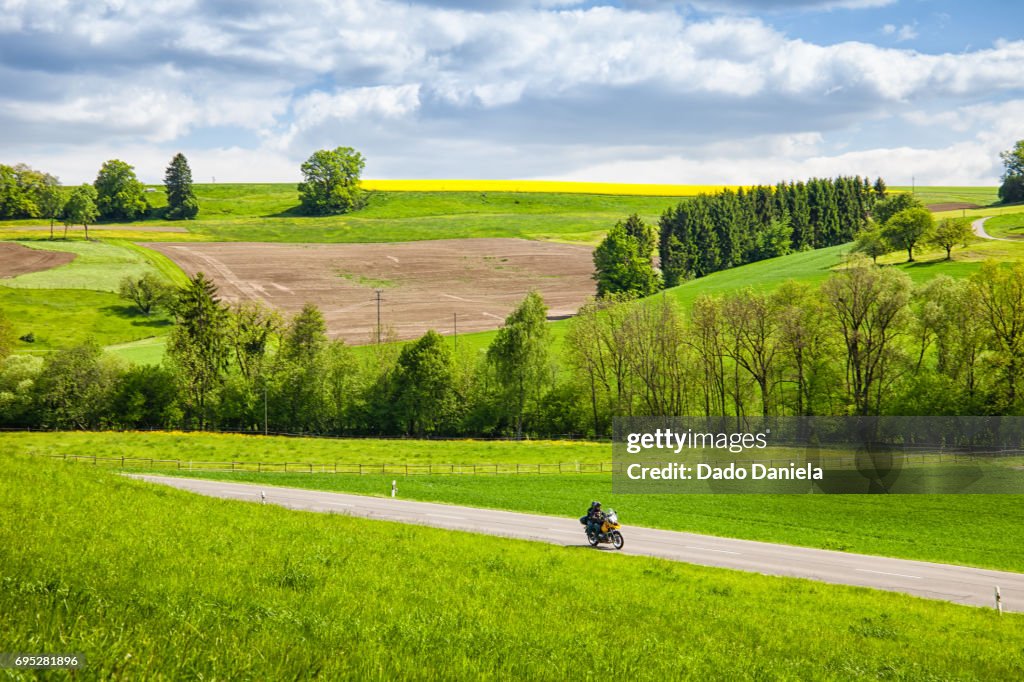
985;212;1024;239
3;453;1022;679
1;240;180;353
9;431;1024;572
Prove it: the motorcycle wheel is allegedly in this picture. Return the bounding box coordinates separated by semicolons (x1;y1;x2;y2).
611;531;624;550
586;531;599;547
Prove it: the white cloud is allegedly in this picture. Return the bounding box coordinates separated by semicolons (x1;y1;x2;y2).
1;1;1022;183
883;22;918;42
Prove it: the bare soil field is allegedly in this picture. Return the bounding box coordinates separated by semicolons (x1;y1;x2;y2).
927;202;980;212
145;238;595;343
0;242;75;278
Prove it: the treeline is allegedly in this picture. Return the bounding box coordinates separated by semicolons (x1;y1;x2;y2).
659;176;880;285
2;259;1023;437
0;155;197;228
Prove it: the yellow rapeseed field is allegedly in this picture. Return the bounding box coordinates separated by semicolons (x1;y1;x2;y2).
360;179;738;197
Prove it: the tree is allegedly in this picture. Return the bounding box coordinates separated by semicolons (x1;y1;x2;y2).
872;192;924;226
37;183;65;239
167;273;229;428
822;264;912;415
94;159;148;221
971;262;1024;409
873;177;887;200
999;139;1024;178
275;303;330;432
297;147;366;215
164;153;199;220
593;221;661;298
929;218;972;260
0;163;57;219
487;291;551;437
118;273;173;315
883;207;934;262
722;288;781;416
32;340;119;429
61;184;99;239
392;330;456;435
1000;176;1024;204
853;227;891;264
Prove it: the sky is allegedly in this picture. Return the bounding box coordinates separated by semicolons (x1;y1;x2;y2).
1;0;1022;186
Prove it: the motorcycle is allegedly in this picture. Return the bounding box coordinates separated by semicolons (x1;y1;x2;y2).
580;509;624;550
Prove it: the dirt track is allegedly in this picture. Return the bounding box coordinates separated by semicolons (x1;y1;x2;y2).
146;238;595;343
0;242;75;278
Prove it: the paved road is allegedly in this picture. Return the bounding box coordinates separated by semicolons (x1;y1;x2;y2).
972;216;1011;241
134;474;1024;613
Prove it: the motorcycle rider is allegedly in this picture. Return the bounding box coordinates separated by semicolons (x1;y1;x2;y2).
585;501;605;537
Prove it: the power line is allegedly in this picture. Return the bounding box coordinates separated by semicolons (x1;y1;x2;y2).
375;289;383;344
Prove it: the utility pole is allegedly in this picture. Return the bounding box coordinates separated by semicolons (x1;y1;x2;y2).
375;289;383;344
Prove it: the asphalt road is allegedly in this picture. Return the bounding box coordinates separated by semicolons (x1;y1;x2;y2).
972;216;1010;241
134;474;1024;613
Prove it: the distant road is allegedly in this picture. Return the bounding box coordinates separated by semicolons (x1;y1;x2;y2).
972;216;1010;241
134;475;1024;613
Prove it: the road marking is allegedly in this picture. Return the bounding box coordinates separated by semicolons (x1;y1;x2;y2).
425;513;465;520
546;527;579;533
686;546;742;555
856;569;922;580
325;502;353;508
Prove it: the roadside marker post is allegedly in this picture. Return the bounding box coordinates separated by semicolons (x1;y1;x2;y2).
995;586;1002;614
261;490;266;505
392;480;397;498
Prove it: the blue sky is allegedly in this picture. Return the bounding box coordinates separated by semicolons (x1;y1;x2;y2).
1;0;1021;185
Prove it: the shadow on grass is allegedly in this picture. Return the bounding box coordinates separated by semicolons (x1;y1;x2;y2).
263;204;307;218
101;305;174;328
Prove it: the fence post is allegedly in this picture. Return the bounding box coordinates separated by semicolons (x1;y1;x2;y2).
121;456;124;469
258;462;261;473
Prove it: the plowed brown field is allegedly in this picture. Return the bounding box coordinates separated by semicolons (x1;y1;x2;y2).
146;238;595;343
0;243;75;278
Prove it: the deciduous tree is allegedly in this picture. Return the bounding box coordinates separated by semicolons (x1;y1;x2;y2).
883;207;934;262
298;147;366;215
61;184;99;239
94;159;148;221
118;273;173;316
487;291;551;437
929;218;972;260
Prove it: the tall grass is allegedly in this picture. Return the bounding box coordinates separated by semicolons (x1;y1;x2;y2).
2;454;1022;679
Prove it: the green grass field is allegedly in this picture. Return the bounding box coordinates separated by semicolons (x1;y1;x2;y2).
2;184;687;246
1;240;181;353
10;431;1024;572
2;240;182;292
0;430;607;465
3;453;1022;679
985;212;1024;239
0;287;172;351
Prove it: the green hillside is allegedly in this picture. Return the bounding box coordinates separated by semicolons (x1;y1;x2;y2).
4;454;1022;679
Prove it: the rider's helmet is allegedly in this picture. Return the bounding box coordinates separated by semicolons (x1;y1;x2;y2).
591;500;602;510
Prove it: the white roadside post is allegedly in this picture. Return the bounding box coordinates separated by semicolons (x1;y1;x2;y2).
261;490;266;505
392;480;397;498
995;586;1002;614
